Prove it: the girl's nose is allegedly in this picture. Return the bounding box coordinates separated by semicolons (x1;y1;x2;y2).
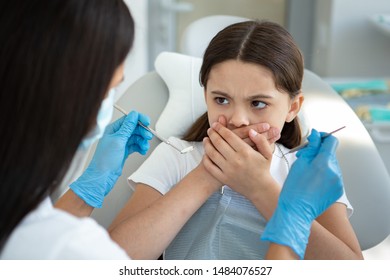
228;108;250;128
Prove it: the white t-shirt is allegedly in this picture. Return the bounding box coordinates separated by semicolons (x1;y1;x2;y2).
0;197;129;260
129;137;353;260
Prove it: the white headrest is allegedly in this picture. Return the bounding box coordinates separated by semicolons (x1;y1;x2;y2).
155;52;206;139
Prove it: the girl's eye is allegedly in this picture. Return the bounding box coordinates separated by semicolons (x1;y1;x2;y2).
252;100;266;109
215;97;229;105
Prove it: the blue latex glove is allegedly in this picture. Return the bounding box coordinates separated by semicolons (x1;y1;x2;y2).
261;129;344;259
70;111;153;208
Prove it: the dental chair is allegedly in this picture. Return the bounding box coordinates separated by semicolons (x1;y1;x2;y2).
90;15;390;254
90;51;390;253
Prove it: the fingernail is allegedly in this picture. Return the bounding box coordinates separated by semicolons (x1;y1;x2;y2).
249;129;258;137
212;122;218;129
262;123;270;130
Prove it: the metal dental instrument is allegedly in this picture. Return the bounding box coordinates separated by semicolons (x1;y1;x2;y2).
284;125;346;155
114;104;194;154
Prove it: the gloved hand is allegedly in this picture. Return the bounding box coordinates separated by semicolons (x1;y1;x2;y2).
70;111;153;208
261;129;344;259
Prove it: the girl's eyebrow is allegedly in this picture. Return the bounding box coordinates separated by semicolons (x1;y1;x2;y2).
246;94;274;101
210;90;274;101
210;90;230;97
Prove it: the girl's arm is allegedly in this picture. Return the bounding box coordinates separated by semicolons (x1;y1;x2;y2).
266;243;299;259
305;204;363;259
108;163;221;260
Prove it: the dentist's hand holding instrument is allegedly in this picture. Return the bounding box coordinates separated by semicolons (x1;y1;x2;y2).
261;129;344;259
114;104;194;154
283;125;346;155
70;111;153;208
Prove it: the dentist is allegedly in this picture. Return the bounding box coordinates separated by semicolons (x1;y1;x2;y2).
0;0;345;260
0;0;152;259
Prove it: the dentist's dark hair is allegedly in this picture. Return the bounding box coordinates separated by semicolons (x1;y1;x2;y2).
0;0;134;251
183;20;304;148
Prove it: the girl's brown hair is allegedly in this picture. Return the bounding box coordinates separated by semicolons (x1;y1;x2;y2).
182;20;304;148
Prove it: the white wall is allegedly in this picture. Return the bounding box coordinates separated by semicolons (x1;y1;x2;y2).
176;0;286;42
116;0;149;101
120;0;390;89
286;0;316;70
148;0;287;71
311;0;390;78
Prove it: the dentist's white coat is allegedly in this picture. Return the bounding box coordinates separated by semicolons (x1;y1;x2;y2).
0;198;129;259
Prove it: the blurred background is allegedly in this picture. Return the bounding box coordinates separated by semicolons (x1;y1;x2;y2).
122;0;389;83
120;0;390;259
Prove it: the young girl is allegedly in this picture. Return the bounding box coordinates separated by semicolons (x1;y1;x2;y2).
109;20;363;260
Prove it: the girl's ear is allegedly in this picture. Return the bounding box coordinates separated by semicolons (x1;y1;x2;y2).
286;93;304;123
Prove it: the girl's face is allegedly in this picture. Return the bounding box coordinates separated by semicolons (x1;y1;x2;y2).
205;59;303;138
